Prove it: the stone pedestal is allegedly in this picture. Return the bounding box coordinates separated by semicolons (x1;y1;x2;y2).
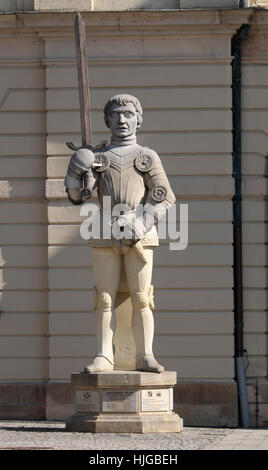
66;371;183;433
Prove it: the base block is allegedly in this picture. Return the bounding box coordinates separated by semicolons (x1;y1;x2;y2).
66;371;183;433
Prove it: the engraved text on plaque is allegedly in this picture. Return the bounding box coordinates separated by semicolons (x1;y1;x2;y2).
102;390;138;413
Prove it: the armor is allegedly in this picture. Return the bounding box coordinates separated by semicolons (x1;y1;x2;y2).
65;144;175;247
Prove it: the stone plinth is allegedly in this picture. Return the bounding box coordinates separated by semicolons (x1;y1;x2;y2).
66;371;183;433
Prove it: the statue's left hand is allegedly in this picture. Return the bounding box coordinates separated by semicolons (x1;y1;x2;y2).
112;216;145;246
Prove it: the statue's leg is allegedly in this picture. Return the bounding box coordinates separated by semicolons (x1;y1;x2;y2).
124;247;164;373
84;247;121;373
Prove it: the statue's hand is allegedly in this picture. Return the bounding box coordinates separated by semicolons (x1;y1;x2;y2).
121;237;137;247
112;214;146;246
65;148;96;205
71;148;95;171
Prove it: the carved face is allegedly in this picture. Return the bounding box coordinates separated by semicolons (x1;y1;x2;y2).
107;102;138;139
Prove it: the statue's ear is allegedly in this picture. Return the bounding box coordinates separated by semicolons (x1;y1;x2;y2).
136;116;143;130
104;115;110;129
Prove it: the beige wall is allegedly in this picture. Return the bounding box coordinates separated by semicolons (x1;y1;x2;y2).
0;28;48;380
0;8;267;424
0;0;242;12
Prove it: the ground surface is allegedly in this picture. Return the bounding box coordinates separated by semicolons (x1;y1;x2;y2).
0;421;267;450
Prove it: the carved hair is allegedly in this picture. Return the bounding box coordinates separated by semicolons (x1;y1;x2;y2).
104;94;143;129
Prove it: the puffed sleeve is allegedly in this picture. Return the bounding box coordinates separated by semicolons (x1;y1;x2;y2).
64;148;98;205
134;148;176;230
141;149;176;206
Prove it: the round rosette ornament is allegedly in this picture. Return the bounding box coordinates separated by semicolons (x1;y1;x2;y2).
94;153;110;172
134;154;153;172
151;185;167;202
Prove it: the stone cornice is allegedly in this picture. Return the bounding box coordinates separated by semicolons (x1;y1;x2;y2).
1;8;266;39
2;56;268;66
0;57;233;67
242;56;268;62
43;57;233;66
0;8;261;28
0;59;44;68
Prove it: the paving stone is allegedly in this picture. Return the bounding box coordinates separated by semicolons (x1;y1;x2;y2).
0;421;267;450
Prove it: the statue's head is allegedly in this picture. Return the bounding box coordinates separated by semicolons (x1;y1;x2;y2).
104;94;143;139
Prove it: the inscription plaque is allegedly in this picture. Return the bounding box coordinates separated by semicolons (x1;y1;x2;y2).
102;390;138;413
141;389;171;412
76;390;100;413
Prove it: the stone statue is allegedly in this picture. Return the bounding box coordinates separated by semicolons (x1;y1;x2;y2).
65;94;176;374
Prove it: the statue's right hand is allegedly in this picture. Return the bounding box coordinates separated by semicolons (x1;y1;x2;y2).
65;148;95;201
65;148;94;186
71;148;95;172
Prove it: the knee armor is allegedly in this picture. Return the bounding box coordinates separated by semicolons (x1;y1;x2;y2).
94;289;114;311
131;291;150;311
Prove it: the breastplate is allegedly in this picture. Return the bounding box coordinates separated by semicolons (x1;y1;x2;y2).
95;148;147;209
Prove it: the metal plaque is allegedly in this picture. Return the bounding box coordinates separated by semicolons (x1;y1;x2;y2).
76;390;100;413
141;389;171;412
102;389;138;413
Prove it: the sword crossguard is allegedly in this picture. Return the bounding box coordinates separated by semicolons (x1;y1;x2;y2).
65;140;108;152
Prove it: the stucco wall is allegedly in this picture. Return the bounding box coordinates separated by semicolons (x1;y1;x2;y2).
0;25;48;382
0;0;242;12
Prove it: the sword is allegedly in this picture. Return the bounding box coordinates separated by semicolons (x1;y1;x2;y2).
75;11;92;148
66;13;107;154
68;12;103;195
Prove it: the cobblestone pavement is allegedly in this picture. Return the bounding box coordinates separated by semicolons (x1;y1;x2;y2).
0;421;230;450
205;428;268;450
0;420;267;450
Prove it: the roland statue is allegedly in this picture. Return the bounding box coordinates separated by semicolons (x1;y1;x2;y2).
65;94;176;374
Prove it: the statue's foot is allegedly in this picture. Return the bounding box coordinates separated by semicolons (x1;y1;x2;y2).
136;355;164;374
83;356;114;373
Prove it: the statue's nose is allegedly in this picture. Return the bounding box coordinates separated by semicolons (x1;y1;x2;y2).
118;113;126;123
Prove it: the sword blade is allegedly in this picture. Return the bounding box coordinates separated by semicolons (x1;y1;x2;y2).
75;12;92;147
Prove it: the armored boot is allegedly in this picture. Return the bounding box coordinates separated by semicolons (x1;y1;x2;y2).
84;289;115;373
131;289;164;374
